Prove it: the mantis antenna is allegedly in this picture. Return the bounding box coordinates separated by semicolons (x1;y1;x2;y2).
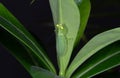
30;0;35;5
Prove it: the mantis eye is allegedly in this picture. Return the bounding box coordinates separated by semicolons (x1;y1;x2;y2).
56;24;64;30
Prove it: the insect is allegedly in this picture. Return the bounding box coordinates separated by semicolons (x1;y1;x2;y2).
56;24;68;56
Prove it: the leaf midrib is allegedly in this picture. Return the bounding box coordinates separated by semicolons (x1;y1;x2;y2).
0;16;55;73
58;0;63;24
77;51;120;78
66;42;113;77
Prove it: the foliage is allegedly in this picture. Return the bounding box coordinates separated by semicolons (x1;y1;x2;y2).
0;0;120;78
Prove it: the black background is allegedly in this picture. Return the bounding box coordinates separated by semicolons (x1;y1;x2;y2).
0;0;120;78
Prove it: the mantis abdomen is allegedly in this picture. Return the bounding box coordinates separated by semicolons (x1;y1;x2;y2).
56;24;67;56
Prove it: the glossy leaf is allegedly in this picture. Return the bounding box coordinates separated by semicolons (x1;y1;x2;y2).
72;41;120;78
49;0;80;76
74;0;91;47
0;3;56;73
66;27;120;78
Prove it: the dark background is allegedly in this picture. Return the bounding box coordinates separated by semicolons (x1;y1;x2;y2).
0;0;120;78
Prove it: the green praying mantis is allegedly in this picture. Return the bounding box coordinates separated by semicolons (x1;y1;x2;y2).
56;24;68;56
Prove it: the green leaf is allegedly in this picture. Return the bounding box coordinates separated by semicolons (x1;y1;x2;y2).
0;3;56;73
0;28;34;73
72;41;120;78
66;27;120;78
49;0;80;76
74;0;91;47
30;66;61;78
0;29;47;78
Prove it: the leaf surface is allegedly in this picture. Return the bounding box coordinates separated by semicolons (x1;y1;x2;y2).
72;41;120;78
74;0;91;47
30;66;61;78
66;27;120;77
0;28;34;73
49;0;80;75
0;3;56;73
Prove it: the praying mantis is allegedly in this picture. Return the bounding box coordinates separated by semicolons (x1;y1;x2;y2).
56;24;68;56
